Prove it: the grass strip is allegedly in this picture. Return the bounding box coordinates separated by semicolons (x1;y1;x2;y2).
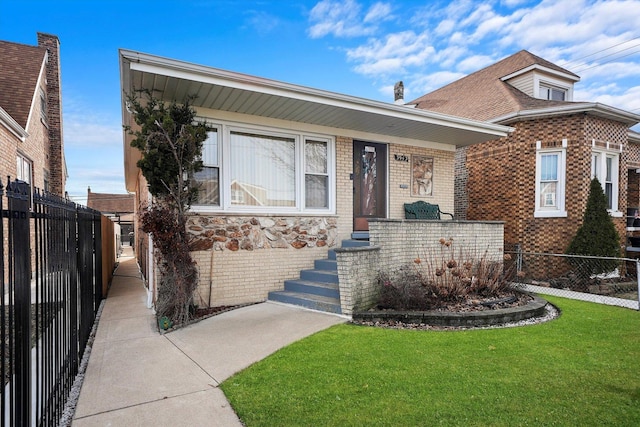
221;297;640;426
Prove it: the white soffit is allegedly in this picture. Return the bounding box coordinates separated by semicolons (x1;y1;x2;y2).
121;50;510;146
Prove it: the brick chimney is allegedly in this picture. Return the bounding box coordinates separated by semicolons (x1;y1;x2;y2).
393;81;404;105
37;33;65;196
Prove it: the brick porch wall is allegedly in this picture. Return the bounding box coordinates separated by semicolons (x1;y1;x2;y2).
335;219;504;315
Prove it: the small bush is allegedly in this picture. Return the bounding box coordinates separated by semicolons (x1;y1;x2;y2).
566;177;620;276
376;238;515;310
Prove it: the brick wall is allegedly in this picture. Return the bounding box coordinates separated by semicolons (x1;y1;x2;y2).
388;143;455;218
454;146;468;219
336;219;504;315
336;136;353;242
191;245;331;306
37;33;65;196
0;124;20;183
22;75;49;191
458;114;629;254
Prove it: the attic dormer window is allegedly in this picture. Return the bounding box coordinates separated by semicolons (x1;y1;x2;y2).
539;84;566;101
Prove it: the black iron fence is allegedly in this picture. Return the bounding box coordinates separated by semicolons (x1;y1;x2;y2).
1;178;104;426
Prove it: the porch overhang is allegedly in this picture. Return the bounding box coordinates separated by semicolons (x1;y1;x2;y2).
120;49;512;193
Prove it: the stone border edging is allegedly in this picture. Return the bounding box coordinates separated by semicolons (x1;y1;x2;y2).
353;295;548;327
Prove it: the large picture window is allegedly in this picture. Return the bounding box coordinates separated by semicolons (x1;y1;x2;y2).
229;131;296;207
534;142;566;217
193;123;334;213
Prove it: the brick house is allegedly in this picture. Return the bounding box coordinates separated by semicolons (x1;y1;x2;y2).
86;188;135;246
119;50;511;312
0;33;66;196
409;50;640;255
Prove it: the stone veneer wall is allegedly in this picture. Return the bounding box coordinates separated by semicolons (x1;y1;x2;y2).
187;215;338;306
335;219;504;315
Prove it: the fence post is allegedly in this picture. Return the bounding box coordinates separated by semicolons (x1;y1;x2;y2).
637;260;640;311
8;180;31;427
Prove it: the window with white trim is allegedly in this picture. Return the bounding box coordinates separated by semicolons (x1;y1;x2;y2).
16;153;33;184
194;129;220;205
305;139;329;209
539;84;567;101
535;141;566;217
192;123;334;213
591;150;619;213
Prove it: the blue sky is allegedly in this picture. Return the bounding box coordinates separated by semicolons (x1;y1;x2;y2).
2;0;640;204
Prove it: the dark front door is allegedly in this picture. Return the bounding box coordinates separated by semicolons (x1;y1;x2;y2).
353;141;387;231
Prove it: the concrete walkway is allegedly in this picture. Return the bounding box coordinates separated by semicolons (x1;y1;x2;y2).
72;247;347;426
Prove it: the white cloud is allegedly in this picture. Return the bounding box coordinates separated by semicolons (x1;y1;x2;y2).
577;84;640;113
434;19;455;37
457;54;496;72
310;0;640;120
243;10;281;36
308;0;371;38
64;115;121;148
364;2;393;23
408;71;467;97
346;30;434;76
66;165;128;204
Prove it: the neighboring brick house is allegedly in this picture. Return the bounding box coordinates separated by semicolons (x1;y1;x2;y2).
0;33;66;196
86;188;135;246
410;50;640;255
119;50;511;311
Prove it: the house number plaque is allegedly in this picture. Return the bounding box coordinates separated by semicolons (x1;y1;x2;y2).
394;154;409;162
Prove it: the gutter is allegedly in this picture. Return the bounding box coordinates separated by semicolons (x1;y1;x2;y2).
492;102;640;127
0;107;28;142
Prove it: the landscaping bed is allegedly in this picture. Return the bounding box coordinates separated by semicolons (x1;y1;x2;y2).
353;293;550;328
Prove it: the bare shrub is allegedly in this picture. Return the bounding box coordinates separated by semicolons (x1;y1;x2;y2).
376;238;515;310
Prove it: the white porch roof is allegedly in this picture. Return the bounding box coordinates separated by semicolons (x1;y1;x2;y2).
120;49;512;192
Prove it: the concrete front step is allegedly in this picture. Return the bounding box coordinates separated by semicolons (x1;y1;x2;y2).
268;291;342;314
340;239;370;248
268;237;370;314
314;258;337;271
283;279;340;299
300;269;338;284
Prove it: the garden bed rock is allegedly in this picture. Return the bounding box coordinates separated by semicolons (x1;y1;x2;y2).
353;294;549;328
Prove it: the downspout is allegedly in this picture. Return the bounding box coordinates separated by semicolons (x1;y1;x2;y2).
146;190;155;310
208;249;214;308
147;234;154;310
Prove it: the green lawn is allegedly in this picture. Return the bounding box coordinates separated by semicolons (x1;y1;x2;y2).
221;297;640;426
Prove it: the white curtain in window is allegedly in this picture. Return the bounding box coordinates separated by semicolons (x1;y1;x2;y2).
305;140;328;208
230;131;295;207
540;154;558;207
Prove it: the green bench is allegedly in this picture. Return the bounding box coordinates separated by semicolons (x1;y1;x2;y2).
404;201;454;220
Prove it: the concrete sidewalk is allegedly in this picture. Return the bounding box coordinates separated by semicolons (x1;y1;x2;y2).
72;247;347;426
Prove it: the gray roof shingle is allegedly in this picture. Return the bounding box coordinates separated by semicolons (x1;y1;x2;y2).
409;50;579;121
